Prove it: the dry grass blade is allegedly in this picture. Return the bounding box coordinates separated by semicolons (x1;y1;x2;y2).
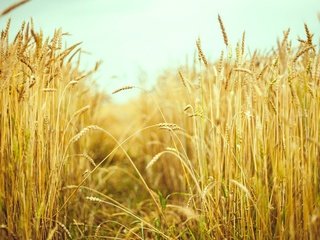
74;73;89;81
58;42;82;61
257;64;269;80
280;28;290;48
0;0;30;16
234;68;253;75
178;70;187;87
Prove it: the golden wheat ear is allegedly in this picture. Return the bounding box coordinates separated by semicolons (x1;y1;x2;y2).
196;37;209;68
112;85;136;94
304;23;313;45
0;0;30;16
218;14;229;47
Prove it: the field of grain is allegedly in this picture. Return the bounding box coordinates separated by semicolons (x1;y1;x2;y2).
1;2;320;239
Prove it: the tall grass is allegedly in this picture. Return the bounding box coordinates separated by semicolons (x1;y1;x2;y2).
1;14;320;240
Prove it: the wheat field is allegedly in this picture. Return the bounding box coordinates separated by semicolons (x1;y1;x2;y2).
1;2;320;240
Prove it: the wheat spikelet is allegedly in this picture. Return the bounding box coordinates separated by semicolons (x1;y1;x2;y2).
307;83;315;98
156;123;183;131
58;42;82;61
112;85;135;94
217;51;224;73
86;196;103;203
224;67;232;90
49;28;62;53
249;50;257;70
146;152;165;169
230;179;252;199
281;28;290;48
304;23;313;45
67;48;81;63
224;125;230;147
235;42;241;66
24;21;30;40
15;32;23;55
268;99;277;114
241;31;246;55
184;104;192;112
94;224;103;238
293;45;315;63
56;221;72;239
165;147;180;155
19;57;34;73
196;38;208;68
31;29;41;50
74;73;89;81
1;19;11;41
42;88;57;92
74;153;96;167
256;64;269;80
70;125;100;144
73;105;90;117
234;68;253;75
218;14;229;47
67;80;78;86
298;38;306;45
0;0;29;16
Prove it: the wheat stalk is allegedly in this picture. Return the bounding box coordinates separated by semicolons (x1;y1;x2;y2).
178;70;187;87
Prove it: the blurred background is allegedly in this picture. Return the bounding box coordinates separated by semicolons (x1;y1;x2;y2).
1;0;319;101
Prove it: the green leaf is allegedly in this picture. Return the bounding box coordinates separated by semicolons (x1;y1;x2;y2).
158;190;167;211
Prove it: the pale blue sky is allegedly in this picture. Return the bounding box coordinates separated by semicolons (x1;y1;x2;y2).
1;0;319;101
